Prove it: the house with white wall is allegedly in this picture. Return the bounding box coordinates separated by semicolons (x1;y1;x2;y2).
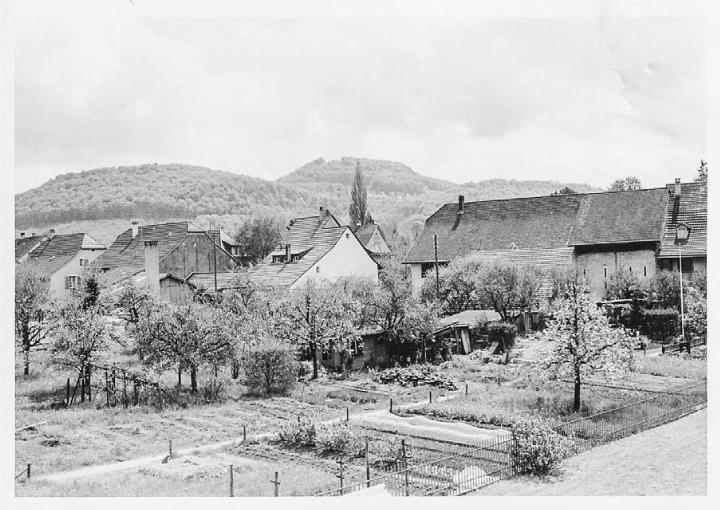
24;232;106;298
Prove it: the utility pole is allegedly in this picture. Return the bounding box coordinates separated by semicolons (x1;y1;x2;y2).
433;233;440;299
213;228;218;293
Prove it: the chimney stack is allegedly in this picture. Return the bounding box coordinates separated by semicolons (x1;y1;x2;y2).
131;220;139;238
285;243;292;263
458;195;465;215
144;240;160;292
673;178;682;197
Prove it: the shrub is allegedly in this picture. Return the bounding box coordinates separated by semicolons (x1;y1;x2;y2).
199;378;226;403
486;322;517;352
243;338;298;395
510;419;572;476
277;418;318;447
315;424;364;456
640;308;679;343
685;288;707;341
645;271;680;309
370;365;458;389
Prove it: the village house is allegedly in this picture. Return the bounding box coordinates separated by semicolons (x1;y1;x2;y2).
95;221;240;289
189;207;380;291
352;222;392;259
18;231;107;297
403;179;707;303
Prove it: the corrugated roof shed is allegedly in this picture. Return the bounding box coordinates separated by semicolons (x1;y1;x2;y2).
658;181;707;258
569;188;668;246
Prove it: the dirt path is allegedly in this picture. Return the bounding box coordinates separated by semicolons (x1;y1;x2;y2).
37;390;463;483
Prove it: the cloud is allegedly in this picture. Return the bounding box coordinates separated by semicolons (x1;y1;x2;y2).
14;17;705;192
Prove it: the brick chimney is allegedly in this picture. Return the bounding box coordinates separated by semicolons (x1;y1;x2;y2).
673;178;682;197
458;195;465;215
285;243;292;263
144;240;160;292
131;220;139;238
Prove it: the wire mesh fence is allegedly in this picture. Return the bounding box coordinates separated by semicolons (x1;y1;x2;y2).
314;381;706;497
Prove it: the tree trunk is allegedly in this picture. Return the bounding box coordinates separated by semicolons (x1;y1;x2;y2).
23;349;30;376
573;367;581;412
190;365;198;393
177;365;182;387
231;360;240;379
22;324;30;376
311;342;318;380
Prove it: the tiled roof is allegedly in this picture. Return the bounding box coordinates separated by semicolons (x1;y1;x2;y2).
26;233;106;276
186;272;243;291
250;223;349;286
95;222;190;271
15;235;47;260
403;195;582;263
658;181;707;258
569;188;668;246
353;223;391;254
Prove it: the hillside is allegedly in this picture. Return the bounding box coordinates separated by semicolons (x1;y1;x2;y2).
15;159;601;242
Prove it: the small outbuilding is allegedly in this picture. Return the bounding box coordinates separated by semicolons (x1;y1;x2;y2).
434;310;502;355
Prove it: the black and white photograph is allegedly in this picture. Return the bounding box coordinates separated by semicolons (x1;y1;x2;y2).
2;0;715;504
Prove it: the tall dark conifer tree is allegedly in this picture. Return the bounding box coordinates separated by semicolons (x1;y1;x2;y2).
349;161;368;226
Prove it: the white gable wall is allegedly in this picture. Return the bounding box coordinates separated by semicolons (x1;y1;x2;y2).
293;227;379;288
49;248;105;298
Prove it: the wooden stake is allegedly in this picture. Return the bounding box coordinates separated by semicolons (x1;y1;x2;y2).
271;471;280;497
429;390;433;404
26;463;31;479
243;425;247;442
365;438;370;488
65;378;70;404
168;439;173;458
465;382;468;396
390;398;393;413
229;465;234;497
336;457;345;495
346;407;350;422
401;439;409;496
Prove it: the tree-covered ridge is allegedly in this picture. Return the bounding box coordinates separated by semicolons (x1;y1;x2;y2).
15;163;322;228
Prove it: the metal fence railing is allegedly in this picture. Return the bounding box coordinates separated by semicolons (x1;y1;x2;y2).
314;381;706;497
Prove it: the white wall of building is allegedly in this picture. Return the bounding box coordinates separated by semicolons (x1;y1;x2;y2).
293;228;379;288
409;263;423;292
49;248;105;298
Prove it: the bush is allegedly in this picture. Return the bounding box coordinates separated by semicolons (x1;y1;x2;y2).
511;419;572;476
370;365;458;389
315;424;364;456
486;322;517;352
277;418;318;447
640;308;679;343
243;338;298;395
199;378;226;403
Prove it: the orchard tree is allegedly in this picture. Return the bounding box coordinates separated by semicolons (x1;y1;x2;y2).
695;159;708;182
604;268;642;300
51;296;112;402
349;161;368;226
234;216;282;265
15;262;52;376
136;301;234;391
273;280;360;379
551;186;576;196
540;281;635;412
608;176;642;192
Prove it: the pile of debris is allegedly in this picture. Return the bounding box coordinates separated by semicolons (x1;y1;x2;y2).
370;366;458;390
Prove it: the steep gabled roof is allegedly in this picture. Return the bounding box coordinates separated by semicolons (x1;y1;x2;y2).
15;235;47;261
569;188;668;246
250;224;349;286
27;233;106;275
658;181;707;258
403;195;582;263
353;223;391;254
95;222;190;270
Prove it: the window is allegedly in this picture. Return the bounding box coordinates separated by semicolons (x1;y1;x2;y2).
272;255;285;264
291;254;303;262
79;258;88;267
65;275;80;291
316;266;320;273
351;339;364;357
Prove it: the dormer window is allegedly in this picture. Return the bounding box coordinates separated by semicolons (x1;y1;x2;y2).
291;254;302;262
272;255;285;264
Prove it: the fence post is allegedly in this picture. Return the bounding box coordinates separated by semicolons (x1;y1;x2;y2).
271;471;280;497
401;439;409;496
26;463;31;479
346;407;349;422
465;382;468;396
168;439;173;458
243;425;247;442
429;390;432;404
229;465;234;497
365;438;371;488
65;378;70;404
337;457;345;495
390;398;393;413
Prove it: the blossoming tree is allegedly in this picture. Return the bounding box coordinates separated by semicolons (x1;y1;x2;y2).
541;280;635;412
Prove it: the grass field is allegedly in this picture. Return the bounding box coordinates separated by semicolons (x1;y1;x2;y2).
474;408;706;496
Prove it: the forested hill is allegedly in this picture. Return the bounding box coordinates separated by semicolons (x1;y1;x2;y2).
15;160;600;237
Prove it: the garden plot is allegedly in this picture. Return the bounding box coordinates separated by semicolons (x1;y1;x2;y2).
352;411;510;445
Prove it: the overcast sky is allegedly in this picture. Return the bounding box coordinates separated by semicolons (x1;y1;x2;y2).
14;16;706;192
